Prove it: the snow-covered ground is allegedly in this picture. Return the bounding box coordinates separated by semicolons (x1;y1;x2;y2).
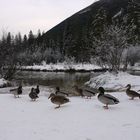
21;62;102;71
0;78;9;88
0;86;140;140
0;71;140;140
86;71;140;91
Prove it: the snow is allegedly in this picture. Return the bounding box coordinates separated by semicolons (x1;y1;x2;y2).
86;71;140;90
79;8;91;14
0;78;9;88
112;9;123;19
0;86;140;140
21;63;102;71
0;72;140;140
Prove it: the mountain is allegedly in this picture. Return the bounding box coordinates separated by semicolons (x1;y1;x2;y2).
40;0;139;61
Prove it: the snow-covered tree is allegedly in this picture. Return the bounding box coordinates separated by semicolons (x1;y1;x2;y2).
89;7;108;56
92;24;128;71
125;0;140;45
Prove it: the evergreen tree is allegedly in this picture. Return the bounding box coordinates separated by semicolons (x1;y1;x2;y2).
28;30;35;52
91;7;108;39
125;0;140;45
90;7;108;56
28;30;34;45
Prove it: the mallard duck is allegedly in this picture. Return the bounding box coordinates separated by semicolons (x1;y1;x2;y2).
98;87;119;109
73;85;96;98
35;85;40;95
125;84;140;100
29;88;39;101
10;85;22;98
55;86;69;96
48;93;70;109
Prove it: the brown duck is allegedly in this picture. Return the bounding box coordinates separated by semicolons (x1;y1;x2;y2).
126;84;140;100
73;85;96;98
55;86;69;96
48;93;70;109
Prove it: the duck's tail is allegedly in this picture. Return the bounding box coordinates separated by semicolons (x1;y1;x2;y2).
139;94;140;99
64;98;70;103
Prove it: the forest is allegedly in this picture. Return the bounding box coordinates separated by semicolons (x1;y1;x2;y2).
0;0;140;79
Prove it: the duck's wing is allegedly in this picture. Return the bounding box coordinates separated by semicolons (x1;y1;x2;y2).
53;95;69;103
84;89;97;96
105;94;119;103
130;90;140;96
58;91;69;96
10;88;17;92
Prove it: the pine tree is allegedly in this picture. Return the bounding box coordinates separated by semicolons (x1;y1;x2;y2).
89;7;108;56
91;7;108;39
125;0;140;45
28;30;34;46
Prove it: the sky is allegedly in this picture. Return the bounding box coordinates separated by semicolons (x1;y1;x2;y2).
0;0;97;36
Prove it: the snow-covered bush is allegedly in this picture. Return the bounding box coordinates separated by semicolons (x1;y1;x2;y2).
92;24;128;71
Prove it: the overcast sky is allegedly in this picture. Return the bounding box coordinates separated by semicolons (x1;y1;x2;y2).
0;0;98;36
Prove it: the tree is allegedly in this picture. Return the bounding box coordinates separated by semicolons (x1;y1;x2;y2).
89;7;108;57
28;30;34;45
125;0;140;45
91;7;108;39
92;24;128;71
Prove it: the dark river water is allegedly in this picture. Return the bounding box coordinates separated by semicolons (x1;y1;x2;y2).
13;71;100;89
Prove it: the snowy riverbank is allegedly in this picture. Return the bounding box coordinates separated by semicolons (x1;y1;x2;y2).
0;88;140;140
0;78;10;88
0;71;140;140
86;71;140;91
20;63;102;72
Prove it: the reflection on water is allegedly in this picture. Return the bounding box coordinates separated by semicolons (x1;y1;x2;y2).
13;71;97;89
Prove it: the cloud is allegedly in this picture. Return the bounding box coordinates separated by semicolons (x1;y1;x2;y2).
0;0;95;35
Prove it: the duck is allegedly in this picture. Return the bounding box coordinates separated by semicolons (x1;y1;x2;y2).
98;87;119;109
48;93;70;109
73;85;96;98
10;85;22;98
125;84;140;100
29;88;39;101
35;85;40;95
55;86;69;96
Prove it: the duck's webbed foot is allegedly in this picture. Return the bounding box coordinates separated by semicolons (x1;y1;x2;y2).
55;105;60;109
103;105;109;109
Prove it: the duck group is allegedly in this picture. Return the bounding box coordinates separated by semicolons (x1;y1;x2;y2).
9;83;140;110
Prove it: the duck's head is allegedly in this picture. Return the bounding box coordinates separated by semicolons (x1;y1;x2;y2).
98;87;105;94
37;85;39;88
125;84;131;89
19;85;22;89
31;88;34;92
56;86;60;91
48;93;55;99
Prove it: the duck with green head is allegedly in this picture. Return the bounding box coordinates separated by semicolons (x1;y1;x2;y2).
98;87;119;109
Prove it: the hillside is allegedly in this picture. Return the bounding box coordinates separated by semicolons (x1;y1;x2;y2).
37;0;140;62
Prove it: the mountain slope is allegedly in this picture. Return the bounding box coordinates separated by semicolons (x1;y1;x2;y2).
40;0;139;61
